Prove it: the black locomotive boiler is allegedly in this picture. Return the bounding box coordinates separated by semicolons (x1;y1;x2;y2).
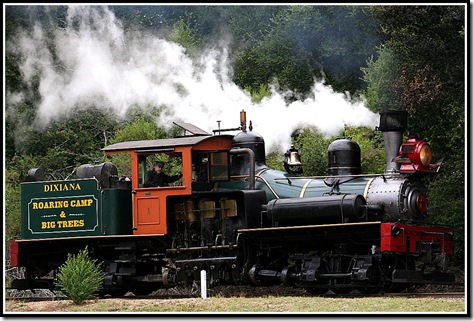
9;110;455;295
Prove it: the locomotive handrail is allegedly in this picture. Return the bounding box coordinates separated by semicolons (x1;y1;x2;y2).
273;173;402;180
166;244;238;253
238;221;383;233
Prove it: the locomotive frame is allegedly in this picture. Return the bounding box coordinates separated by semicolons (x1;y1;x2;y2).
8;110;455;296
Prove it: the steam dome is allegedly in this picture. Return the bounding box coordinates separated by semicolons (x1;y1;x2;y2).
231;130;267;175
327;139;361;176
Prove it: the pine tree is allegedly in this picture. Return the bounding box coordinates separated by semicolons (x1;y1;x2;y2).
55;247;104;304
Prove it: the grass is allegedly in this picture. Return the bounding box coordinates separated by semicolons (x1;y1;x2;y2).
5;295;466;315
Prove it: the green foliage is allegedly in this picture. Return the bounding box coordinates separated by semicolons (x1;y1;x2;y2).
425;161;465;265
343;126;386;174
367;5;464;145
234;30;319;96
167;13;202;57
5;184;21;240
291;125;386;176
278;6;380;94
225;6;285;46
109;115;164;144
107;116;166;176
361;46;404;112
245;84;271;103
55;247;104;304
9;108;120;178
233;6;380;96
265;151;285;172
5;154;44;240
364;5;465;266
291;128;333;176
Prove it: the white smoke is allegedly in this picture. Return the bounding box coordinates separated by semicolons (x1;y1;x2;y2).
6;5;379;154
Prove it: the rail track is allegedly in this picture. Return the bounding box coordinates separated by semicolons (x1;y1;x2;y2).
5;288;466;302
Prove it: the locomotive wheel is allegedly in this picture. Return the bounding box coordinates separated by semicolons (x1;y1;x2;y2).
355;263;382;294
248;265;261;285
381;255;412;293
305;261;330;295
162;268;176;288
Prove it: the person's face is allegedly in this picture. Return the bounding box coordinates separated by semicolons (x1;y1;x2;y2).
154;165;163;173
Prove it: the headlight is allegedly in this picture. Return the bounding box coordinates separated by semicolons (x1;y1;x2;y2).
396;136;435;173
419;143;433;166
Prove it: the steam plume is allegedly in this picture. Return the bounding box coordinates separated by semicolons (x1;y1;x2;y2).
6;5;379;154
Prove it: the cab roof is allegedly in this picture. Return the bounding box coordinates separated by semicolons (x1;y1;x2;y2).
102;135;234;153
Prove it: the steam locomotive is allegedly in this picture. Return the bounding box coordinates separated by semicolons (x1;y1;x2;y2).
9;110;455;295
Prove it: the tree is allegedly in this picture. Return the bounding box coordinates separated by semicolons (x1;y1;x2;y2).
343;126;386;174
234;36;317;97
10;108;120;178
166;13;202;57
366;5;466;264
291;125;386;177
368;5;464;150
55;247;104;304
233;6;380;97
5;183;21;240
106;114;167;176
279;6;380;93
361;46;405;112
291;128;333;176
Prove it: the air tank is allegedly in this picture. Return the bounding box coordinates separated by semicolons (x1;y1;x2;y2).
265;194;366;226
76;162;118;189
27;168;45;181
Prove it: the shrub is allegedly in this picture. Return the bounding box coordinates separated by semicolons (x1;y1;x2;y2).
55;247;104;304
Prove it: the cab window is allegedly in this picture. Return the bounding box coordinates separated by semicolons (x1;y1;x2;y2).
138;152;183;187
209;151;229;182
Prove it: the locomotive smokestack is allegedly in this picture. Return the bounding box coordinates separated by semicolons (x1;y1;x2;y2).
377;110;408;173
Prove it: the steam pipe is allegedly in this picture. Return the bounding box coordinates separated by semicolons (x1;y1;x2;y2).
376;110;408;173
240;109;247;132
230;148;255;190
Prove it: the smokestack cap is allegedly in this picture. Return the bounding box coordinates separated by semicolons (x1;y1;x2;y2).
377;110;408;132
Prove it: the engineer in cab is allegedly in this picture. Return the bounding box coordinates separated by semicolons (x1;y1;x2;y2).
143;161;182;187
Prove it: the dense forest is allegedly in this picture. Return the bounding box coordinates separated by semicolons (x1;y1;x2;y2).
4;5;466;264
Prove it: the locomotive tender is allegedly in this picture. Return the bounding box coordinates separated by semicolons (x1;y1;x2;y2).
9;110;455;295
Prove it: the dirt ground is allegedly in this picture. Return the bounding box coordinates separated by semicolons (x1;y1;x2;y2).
4;281;466;314
4;285;307;313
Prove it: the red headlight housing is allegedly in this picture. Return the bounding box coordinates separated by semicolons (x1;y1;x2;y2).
395;137;433;173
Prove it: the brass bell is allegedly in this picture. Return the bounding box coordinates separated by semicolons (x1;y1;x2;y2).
284;146;303;175
288;149;302;166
